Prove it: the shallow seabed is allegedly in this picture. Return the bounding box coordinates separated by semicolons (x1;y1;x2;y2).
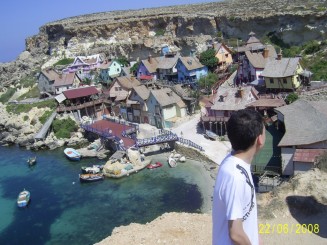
0;146;213;245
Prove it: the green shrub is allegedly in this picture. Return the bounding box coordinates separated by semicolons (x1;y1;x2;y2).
317;152;327;173
52;117;78;139
266;32;290;49
285;93;299;104
155;29;165;36
0;88;17;103
6;99;57;114
304;41;320;55
304;52;327;81
20;76;36;88
115;56;129;67
282;46;302;57
54;58;74;66
198;72;218;89
23;115;29;121
17;86;40;101
130;61;140;75
39;110;54;124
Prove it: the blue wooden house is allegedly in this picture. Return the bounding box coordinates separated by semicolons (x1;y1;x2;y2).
176;57;208;82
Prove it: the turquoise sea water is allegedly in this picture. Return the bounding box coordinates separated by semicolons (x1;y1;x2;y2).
0;145;209;245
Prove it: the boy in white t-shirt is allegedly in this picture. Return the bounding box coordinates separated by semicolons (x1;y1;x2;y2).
212;109;265;245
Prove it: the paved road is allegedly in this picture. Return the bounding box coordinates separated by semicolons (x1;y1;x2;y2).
171;112;231;165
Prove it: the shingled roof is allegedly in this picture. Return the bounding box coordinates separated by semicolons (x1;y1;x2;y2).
141;57;160;73
210;86;258;111
157;53;180;69
54;73;78;87
275;100;327;147
73;54;102;65
40;69;58;81
115;77;140;89
306;101;327;118
245;45;277;69
133;85;150;100
246;98;286;108
141;54;180;73
178;57;204;71
236;32;265;52
150;88;186;107
63;86;99;99
261;57;300;78
99;61;112;69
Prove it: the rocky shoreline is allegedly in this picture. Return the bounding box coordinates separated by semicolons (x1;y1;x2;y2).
0;103;112;159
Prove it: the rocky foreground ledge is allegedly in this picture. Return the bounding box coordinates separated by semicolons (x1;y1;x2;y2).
95;212;212;245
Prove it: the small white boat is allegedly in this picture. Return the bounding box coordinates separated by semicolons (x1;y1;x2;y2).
168;157;177;168
64;148;81;161
27;156;37;166
81;166;101;174
205;130;218;140
17;189;31;207
79;173;104;183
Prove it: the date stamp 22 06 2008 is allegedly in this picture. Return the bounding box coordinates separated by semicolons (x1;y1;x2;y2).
259;223;320;235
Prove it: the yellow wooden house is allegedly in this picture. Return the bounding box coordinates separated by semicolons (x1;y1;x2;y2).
214;43;233;70
261;56;308;91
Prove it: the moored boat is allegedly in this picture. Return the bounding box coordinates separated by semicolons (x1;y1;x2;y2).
64;148;81;161
17;189;31;207
147;162;163;169
92;164;104;170
205;130;218;140
79;173;104;183
168;157;177;168
27;156;37;166
81;166;101;174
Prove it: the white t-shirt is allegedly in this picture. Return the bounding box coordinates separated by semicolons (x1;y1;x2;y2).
212;154;258;245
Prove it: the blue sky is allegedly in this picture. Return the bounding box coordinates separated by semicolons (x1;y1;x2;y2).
0;0;219;63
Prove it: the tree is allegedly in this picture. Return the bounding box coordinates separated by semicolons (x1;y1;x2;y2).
199;49;218;71
130;62;140;76
198;72;218;90
115;56;129;67
285;93;298;104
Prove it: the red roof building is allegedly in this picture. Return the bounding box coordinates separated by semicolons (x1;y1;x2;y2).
293;149;327;163
63;86;99;99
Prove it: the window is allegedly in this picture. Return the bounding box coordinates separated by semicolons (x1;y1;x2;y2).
225;54;228;57
270;78;274;84
283;78;287;84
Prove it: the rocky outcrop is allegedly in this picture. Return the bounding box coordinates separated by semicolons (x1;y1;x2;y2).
95;212;212;245
0;103;89;150
1;0;327;85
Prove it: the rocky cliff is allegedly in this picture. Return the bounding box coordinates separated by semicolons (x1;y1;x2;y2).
1;0;327;85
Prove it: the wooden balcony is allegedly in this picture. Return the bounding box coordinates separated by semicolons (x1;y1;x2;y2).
56;98;112;112
201;115;229;122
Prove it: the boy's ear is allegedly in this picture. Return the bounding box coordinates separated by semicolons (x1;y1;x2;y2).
257;133;265;148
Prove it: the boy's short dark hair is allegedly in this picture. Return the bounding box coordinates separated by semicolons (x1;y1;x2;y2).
227;109;264;151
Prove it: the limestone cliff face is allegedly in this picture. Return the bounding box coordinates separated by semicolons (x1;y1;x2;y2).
1;0;327;85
